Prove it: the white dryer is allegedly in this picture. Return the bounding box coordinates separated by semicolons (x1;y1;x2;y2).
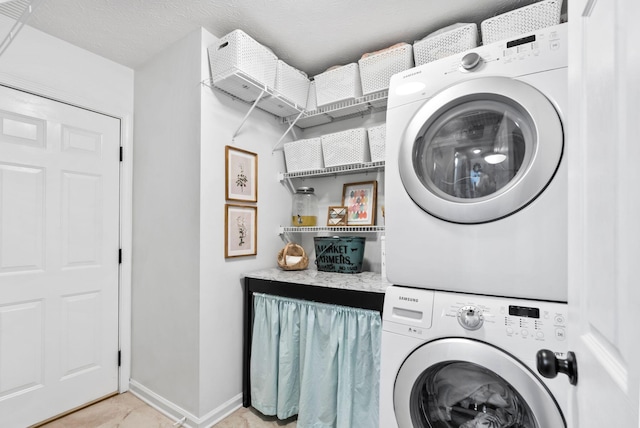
385;24;568;301
380;285;574;428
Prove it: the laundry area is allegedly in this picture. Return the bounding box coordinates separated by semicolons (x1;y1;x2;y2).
0;0;638;427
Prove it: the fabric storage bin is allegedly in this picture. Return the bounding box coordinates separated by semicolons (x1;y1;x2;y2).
275;60;310;109
481;0;562;44
321;128;370;167
358;43;414;95
284;138;323;172
314;63;363;107
208;29;278;102
367;124;386;162
413;23;478;66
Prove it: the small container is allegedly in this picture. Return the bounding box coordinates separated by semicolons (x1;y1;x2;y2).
292;187;318;226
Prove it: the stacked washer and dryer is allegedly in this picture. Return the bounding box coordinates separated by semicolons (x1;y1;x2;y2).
381;24;573;427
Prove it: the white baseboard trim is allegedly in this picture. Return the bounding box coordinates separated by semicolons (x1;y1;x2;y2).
128;380;243;428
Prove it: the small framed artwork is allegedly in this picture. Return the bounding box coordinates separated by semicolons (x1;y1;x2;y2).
225;204;257;258
225;146;257;202
342;180;377;226
327;206;348;227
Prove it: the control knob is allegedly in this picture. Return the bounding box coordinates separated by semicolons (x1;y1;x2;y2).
460;52;482;71
458;305;484;330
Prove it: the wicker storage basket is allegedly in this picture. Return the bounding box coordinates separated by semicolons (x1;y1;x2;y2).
413;23;478;67
284;138;324;172
481;0;562;44
277;243;309;271
314;63;363;107
321;128;370;167
358;44;414;95
208;29;278;102
367;124;386;162
275;60;310;109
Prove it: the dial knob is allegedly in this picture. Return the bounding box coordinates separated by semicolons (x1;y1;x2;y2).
460;52;482;71
458;305;484;330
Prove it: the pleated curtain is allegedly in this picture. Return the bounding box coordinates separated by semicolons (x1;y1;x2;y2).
250;293;381;428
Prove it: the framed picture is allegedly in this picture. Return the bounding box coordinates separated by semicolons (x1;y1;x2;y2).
225;204;257;258
327;206;348;227
225;146;257;202
342;181;377;226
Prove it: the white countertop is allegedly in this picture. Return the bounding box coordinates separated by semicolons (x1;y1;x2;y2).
243;268;391;294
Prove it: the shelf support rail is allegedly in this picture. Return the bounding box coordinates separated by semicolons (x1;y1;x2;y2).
272;110;304;153
232;89;266;141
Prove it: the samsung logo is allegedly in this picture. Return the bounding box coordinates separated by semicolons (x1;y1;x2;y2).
399;296;419;303
402;70;422;79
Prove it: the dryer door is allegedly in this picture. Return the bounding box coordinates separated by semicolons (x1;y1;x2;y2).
399;76;563;224
393;338;565;428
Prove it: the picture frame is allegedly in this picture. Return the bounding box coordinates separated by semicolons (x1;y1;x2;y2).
224;204;257;258
342;180;377;226
225;145;257;202
327;206;348;227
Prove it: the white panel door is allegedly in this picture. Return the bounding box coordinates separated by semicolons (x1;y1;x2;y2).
0;85;120;426
567;0;640;426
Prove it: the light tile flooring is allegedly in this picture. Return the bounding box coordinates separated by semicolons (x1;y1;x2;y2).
39;392;297;428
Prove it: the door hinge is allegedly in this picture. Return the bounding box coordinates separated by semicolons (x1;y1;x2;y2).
118;249;122;264
118;350;121;367
119;146;123;162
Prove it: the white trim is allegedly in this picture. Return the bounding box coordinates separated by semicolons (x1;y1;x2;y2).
129;380;243;428
0;74;134;394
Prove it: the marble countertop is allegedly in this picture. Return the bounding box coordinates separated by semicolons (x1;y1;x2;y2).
243;268;391;294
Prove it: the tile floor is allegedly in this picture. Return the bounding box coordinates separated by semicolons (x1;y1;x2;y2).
39;392;297;427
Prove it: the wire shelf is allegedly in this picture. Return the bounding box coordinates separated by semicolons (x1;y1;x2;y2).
280;225;385;234
279;161;385;180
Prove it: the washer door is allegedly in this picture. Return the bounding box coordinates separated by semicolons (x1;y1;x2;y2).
399;76;563;224
394;338;565;428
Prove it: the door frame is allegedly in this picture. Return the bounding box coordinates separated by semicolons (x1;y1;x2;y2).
0;74;134;393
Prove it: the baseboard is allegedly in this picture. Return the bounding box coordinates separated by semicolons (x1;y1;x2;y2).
128;380;243;428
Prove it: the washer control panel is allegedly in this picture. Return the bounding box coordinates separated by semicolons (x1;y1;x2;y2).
441;293;568;344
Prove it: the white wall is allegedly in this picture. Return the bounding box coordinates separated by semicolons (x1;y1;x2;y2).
131;29;203;415
199;30;292;417
0;16;133;115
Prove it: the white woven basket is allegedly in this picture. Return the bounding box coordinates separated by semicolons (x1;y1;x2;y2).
321;128;370;167
275;60;310;109
413;23;478;67
481;0;562;44
284;138;324;172
208;29;278;101
358;44;414;95
314;63;363;107
367;124;386;162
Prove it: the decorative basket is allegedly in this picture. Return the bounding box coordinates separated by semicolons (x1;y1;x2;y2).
481;0;562;44
284;138;324;172
358;44;414;95
367;124;386;162
277;243;309;271
208;29;278;102
321;128;370;167
413;23;479;67
314;63;363;107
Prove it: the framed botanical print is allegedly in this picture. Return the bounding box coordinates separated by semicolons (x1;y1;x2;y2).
342;180;377;226
225;204;257;258
225;146;257;202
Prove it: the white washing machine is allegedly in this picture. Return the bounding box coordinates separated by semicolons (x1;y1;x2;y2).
380;285;573;428
385;24;568;301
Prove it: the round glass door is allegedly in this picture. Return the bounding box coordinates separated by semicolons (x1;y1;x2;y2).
399;77;563;224
394;338;565;428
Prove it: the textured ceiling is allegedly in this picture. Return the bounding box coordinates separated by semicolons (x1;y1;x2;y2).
20;0;545;76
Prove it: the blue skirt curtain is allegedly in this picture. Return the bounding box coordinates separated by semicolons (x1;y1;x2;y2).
250;293;381;428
